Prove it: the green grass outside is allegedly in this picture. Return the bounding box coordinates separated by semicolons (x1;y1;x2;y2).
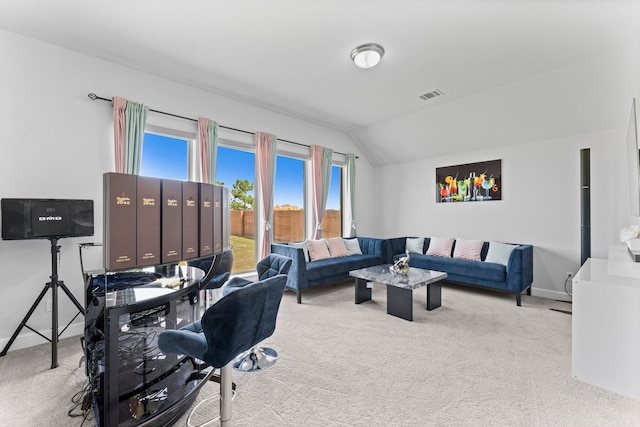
230;235;256;273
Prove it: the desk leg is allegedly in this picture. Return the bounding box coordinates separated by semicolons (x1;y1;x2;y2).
426;282;442;311
387;286;413;321
355;278;372;304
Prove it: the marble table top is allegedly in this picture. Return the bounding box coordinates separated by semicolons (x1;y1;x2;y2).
349;264;447;290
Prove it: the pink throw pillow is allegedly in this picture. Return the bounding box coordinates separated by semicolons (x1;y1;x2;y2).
327;237;349;257
453;238;483;261
308;239;331;261
425;237;455;257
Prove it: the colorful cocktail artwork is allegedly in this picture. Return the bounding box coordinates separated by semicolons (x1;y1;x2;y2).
435;159;502;203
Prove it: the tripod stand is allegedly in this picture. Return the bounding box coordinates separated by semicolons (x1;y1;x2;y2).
0;237;85;369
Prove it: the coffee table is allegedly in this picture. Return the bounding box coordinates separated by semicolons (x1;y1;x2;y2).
349;264;447;321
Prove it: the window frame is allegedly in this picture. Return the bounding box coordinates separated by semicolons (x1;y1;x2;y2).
142;124;197;181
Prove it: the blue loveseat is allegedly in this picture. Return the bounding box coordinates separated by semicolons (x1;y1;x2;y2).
271;237;387;304
387;237;533;306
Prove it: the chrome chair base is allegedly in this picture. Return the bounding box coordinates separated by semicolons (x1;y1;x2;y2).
232;346;278;372
187;364;236;427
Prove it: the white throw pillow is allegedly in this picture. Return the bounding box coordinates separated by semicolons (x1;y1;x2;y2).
484;241;517;266
425;237;455;257
289;240;309;262
343;238;363;255
406;237;424;254
453;238;484;261
307;239;331;261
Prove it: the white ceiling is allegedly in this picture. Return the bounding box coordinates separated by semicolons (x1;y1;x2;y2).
0;0;638;165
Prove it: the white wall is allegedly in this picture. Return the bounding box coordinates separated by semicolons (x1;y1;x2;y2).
0;29;375;351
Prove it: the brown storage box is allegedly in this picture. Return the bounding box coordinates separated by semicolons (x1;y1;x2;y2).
104;173;137;270
161;179;182;264
213;185;223;254
199;183;214;256
136;176;161;266
222;186;231;251
182;181;199;260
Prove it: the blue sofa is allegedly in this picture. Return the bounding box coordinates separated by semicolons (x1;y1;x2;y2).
271;237;387;304
387;237;533;306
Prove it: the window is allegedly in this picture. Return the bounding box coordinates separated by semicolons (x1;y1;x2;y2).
322;165;342;238
215;146;256;273
140;132;189;180
141;129;346;268
274;155;305;243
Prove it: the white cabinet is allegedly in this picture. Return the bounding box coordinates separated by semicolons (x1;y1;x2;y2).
572;248;640;399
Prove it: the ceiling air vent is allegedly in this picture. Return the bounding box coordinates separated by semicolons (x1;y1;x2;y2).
419;89;444;101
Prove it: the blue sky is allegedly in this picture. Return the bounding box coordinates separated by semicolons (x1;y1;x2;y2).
141;134;341;209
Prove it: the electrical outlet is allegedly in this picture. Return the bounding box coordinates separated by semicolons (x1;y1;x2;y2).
45;299;53;312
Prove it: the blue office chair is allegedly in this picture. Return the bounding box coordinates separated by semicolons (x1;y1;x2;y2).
221;253;292;372
223;253;291;294
158;275;287;426
190;250;234;309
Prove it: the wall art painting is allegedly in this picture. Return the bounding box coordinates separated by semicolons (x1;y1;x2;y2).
436;159;502;203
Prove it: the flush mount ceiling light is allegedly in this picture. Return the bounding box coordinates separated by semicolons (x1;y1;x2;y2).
350;43;385;69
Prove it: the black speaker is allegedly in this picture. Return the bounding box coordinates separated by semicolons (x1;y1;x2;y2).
580;149;591;265
1;198;94;240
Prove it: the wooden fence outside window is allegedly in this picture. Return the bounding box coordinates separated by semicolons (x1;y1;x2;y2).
229;209;342;242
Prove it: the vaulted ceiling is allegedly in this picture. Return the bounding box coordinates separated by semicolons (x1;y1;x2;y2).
1;0;638;165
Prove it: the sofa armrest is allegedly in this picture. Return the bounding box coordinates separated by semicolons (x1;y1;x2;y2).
271;243;308;291
505;244;534;292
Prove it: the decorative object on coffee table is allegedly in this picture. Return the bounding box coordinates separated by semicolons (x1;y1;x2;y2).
390;250;410;275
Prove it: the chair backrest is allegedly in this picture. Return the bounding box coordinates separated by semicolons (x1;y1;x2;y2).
191;249;234;289
256;253;292;280
200;274;287;367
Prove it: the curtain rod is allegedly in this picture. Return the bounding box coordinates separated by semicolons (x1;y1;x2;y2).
88;93;358;159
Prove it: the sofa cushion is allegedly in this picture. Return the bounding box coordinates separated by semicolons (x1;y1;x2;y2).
410;254;506;283
485;241;517;266
343;238;363;255
426;237;454;257
406;237;424;254
453;238;483;261
308;239;331;261
327;237;349;257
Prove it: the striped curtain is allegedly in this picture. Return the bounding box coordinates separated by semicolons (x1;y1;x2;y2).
345;153;357;237
112;97;127;173
256;132;277;258
113;96;148;174
311;145;333;239
124;101;148;175
198;118;219;183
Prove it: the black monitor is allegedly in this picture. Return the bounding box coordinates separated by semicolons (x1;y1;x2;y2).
1;198;94;240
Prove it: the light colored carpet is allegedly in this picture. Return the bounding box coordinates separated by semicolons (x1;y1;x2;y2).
2;281;640;426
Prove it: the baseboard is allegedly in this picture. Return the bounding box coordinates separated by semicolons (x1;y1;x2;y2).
530;287;572;302
0;322;84;354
